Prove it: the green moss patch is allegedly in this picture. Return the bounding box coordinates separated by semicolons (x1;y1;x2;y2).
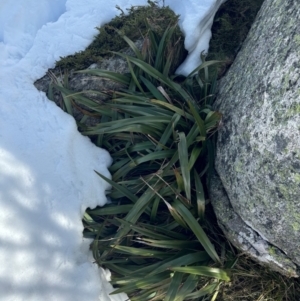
55;2;186;71
207;0;264;64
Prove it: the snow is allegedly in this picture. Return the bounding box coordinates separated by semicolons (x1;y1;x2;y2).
170;0;226;75
0;0;225;300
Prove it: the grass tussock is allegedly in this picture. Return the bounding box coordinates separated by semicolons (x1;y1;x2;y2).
50;14;229;300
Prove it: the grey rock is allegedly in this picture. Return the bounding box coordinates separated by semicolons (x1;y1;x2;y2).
211;0;300;276
210;172;298;277
34;40;143;126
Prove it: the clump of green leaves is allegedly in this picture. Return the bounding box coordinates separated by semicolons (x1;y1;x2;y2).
47;3;300;300
49;11;234;301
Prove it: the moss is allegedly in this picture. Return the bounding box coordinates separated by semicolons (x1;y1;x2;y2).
207;0;264;70
55;1;186;72
55;0;264;74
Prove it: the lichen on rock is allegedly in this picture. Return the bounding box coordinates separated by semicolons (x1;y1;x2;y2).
210;0;300;277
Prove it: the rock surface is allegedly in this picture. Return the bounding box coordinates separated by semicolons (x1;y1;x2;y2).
34;40;143;96
34;40;143;126
211;0;300;277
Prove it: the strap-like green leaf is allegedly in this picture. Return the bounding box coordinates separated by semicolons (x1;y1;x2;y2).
140;75;166;101
178;132;191;201
174;274;198;301
110;245;169;259
164;272;183;301
187;100;206;138
173;199;220;263
94;171;138;203
170;266;230;282
194;170;205;221
148;251;210;276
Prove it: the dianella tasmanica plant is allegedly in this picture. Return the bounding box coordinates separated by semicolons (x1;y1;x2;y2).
49;17;234;301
